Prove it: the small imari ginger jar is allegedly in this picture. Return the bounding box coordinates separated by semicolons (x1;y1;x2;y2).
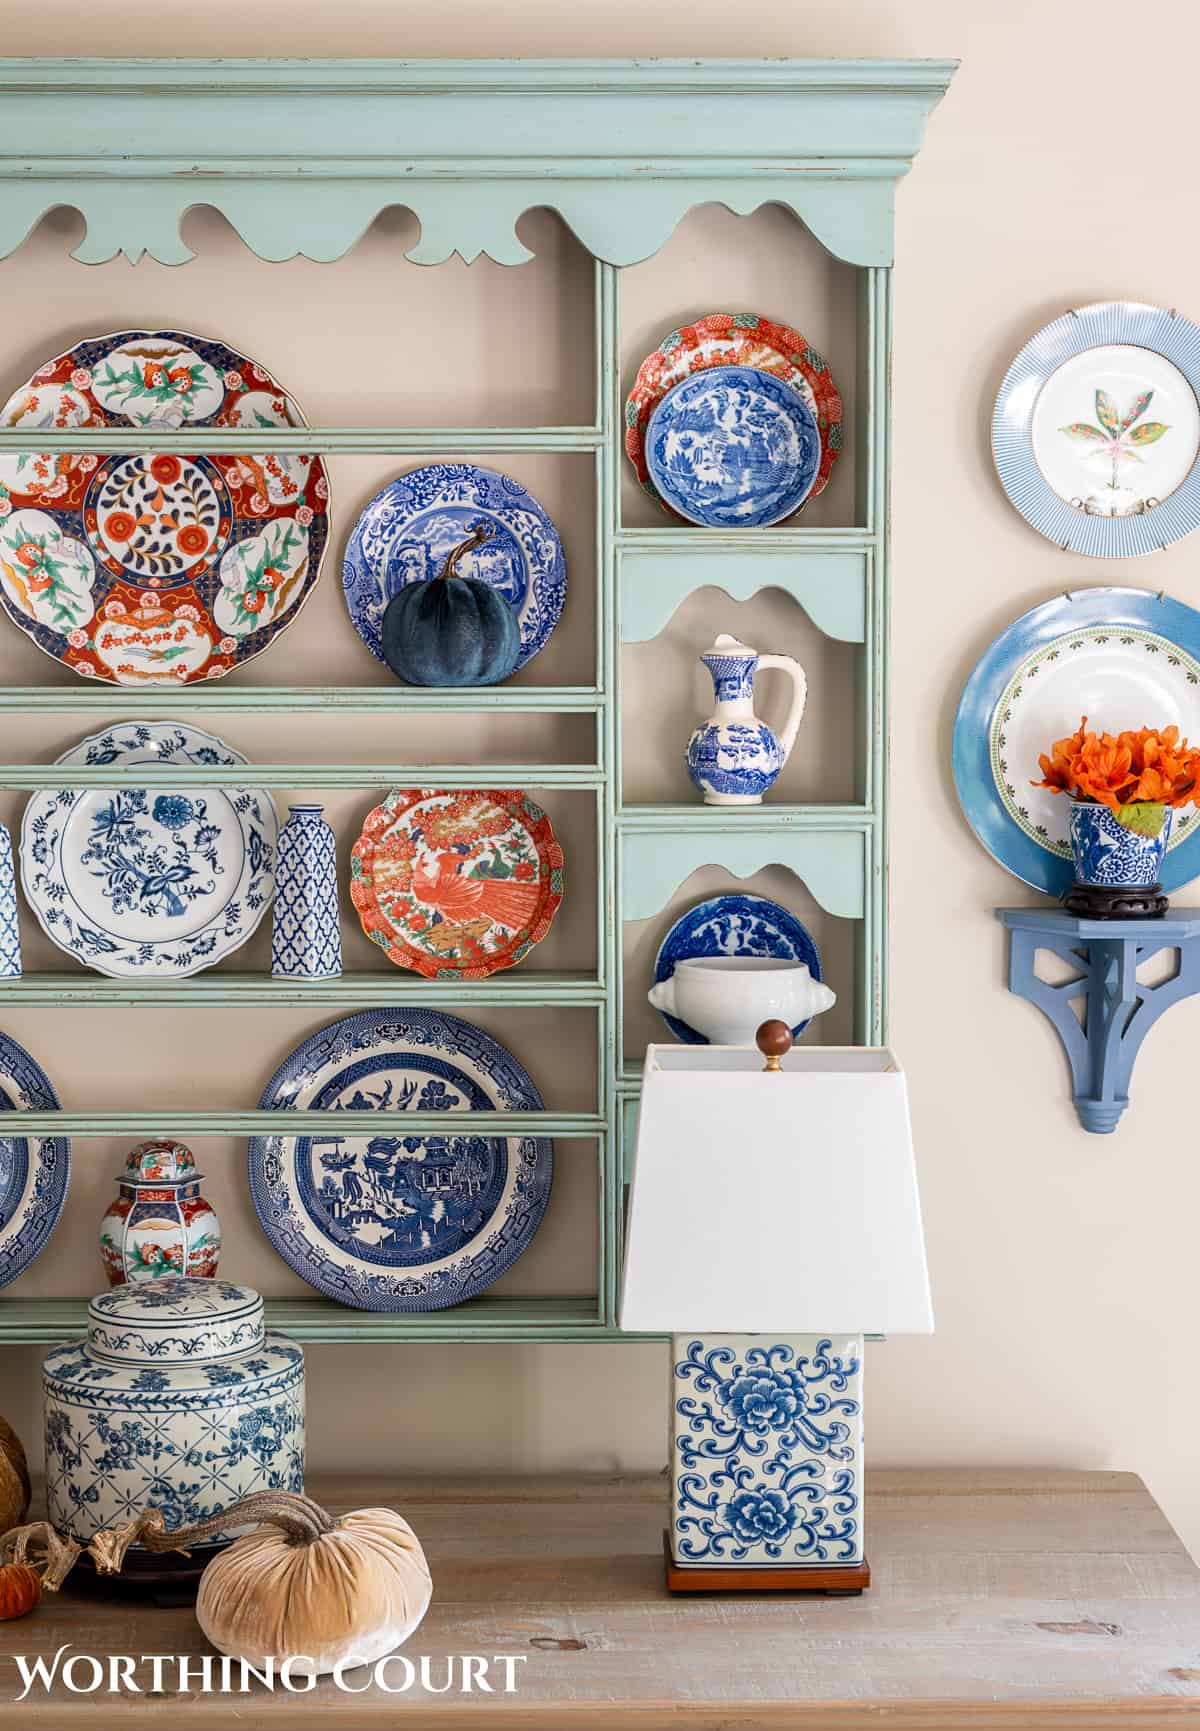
98;1138;221;1286
1068;799;1172;889
43;1276;305;1548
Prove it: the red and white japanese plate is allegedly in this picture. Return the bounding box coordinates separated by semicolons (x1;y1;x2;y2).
624;311;843;517
350;789;565;980
0;329;330;685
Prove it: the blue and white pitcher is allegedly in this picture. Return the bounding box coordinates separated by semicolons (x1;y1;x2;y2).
686;635;808;806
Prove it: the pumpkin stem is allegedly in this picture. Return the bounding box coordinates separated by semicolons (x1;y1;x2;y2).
88;1490;340;1574
437;520;492;582
0;1521;83;1592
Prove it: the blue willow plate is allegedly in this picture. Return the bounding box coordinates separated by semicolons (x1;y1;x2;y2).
643;365;821;528
248;1008;553;1312
342;464;567;669
19;720;277;978
653;894;823;1044
953;586;1200;894
993;302;1200;557
0;1032;69;1288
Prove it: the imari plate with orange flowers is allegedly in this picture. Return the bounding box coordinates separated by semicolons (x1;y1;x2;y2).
624;312;842;518
0;329;329;684
350;789;565;979
953;587;1200;894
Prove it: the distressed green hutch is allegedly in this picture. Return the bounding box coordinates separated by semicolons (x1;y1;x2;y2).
0;58;954;1342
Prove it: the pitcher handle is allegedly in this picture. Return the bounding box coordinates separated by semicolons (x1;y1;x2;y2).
754;654;808;766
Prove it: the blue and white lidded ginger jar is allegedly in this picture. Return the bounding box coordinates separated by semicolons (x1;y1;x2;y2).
43;1275;305;1548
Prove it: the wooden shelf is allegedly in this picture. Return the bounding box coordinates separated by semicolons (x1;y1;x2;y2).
0;1293;621;1344
0;970;606;1008
0;686;605;715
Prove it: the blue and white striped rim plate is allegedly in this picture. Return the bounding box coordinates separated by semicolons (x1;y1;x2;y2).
953;586;1200;895
993;302;1200;557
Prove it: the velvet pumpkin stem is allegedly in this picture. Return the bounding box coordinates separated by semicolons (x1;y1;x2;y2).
437;520;492;581
88;1491;341;1574
0;1521;83;1591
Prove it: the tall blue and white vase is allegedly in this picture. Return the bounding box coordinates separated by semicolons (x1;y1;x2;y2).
670;1334;864;1572
0;820;20;979
271;804;342;980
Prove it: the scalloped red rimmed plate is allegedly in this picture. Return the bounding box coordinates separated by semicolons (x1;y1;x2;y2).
624;311;843;518
350;788;565;980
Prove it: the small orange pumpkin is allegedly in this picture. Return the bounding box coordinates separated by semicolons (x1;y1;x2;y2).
0;1563;40;1621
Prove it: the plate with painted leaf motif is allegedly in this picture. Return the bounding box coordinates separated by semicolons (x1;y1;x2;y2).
350;788;565;980
993;302;1200;556
0;328;330;683
0;1031;69;1288
248;1009;553;1311
20;720;277;977
624;311;843;518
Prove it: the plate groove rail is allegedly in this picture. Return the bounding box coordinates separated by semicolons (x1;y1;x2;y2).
6;1110;605;1136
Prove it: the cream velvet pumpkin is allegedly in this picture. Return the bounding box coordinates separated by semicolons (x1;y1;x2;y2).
197;1501;433;1676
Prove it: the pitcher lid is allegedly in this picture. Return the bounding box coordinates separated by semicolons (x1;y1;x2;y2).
703;633;756;658
86;1276;265;1366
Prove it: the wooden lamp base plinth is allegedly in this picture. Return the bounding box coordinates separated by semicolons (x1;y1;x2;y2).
663;1532;870;1594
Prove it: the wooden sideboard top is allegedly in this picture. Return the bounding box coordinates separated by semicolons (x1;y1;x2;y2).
4;1469;1200;1729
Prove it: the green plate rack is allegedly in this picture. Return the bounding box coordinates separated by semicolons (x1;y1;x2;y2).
0;57;955;1344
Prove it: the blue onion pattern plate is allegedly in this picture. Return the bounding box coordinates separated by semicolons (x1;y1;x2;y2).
19;720;277;977
953;587;1200;894
248;1009;553;1312
993;302;1200;557
644;366;821;528
342;464;566;668
654;894;822;1044
0;1032;69;1288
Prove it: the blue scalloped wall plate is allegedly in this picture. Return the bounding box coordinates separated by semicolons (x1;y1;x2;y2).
653;894;823;1043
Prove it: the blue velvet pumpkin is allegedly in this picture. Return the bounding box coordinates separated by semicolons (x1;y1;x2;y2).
381;522;522;687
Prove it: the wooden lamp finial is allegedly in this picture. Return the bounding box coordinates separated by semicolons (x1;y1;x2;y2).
756;1019;792;1073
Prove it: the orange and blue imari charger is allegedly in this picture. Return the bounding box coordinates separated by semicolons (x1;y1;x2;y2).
350;788;565;980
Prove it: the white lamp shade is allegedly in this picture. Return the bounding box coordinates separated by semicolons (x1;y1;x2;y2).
619;1045;933;1335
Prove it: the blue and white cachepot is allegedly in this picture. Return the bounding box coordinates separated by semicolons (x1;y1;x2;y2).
671;1334;864;1571
686;636;808;806
1069;799;1172;888
0;819;20;979
271;803;342;980
43;1275;304;1548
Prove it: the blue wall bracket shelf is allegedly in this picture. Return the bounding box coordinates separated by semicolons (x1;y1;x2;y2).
998;907;1200;1133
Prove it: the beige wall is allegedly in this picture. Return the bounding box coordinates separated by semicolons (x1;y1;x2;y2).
2;0;1198;1556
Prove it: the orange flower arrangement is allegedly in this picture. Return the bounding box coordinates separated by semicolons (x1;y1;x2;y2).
1033;717;1200;820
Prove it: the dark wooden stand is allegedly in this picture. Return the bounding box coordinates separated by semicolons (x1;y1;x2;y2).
663;1530;870;1593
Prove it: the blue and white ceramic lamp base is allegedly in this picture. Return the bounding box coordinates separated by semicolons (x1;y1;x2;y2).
670;1333;864;1572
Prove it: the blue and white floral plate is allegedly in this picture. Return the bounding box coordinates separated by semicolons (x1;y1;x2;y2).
248;1008;553;1311
653;894;823;1044
20;720;277;977
993;302;1200;557
0;1031;69;1288
644;366;822;528
342;464;566;668
953;587;1200;894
